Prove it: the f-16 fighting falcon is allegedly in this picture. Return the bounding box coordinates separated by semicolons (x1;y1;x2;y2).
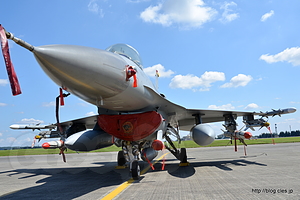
1;25;296;179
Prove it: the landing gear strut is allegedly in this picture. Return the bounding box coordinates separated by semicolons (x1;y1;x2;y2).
179;148;187;163
117;141;141;179
163;125;189;165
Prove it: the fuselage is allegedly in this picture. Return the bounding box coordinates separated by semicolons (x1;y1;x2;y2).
33;43;158;112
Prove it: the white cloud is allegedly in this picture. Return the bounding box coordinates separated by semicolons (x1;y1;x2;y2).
140;0;217;28
144;64;174;78
42;101;56;107
88;0;104;17
170;74;201;89
0;133;2;137
169;71;225;90
261;10;274;22
20;118;44;124
259;47;300;66
208;103;235;110
219;1;239;23
221;74;252;88
290;101;300;104
0;79;9;86
85;111;97;116
0;103;7;107
244;103;259;110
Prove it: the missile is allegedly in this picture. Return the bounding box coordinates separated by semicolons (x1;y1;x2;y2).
259;107;296;117
42;140;64;149
224;131;252;140
243;119;270;131
10;124;56;130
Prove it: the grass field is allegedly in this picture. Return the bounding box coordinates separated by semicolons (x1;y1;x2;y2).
0;137;299;157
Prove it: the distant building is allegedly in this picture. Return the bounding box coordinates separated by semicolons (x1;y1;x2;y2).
181;135;192;141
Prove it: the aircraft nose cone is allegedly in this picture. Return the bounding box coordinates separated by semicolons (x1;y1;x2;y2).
33;45;129;100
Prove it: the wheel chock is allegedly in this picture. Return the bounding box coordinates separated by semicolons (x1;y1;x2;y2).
179;162;189;166
115;166;127;169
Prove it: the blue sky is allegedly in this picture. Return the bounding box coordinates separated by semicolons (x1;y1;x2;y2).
0;0;299;147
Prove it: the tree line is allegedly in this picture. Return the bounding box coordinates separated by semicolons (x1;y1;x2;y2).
258;130;300;138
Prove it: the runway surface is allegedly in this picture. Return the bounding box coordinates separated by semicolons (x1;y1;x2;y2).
0;143;299;200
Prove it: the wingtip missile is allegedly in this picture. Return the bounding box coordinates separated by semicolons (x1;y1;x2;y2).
9;124;56;130
259;107;296;117
284;107;297;114
9;124;22;129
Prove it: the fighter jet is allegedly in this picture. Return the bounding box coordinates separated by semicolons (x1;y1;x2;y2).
1;25;296;179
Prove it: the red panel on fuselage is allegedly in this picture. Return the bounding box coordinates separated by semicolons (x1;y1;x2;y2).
98;111;162;141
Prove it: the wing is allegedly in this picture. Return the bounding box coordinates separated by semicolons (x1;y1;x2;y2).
54;86;294;132
144;86;257;131
177;109;255;131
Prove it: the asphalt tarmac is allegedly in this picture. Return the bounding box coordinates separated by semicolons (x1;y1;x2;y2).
0;143;299;200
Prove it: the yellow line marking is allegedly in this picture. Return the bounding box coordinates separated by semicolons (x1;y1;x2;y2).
101;152;169;200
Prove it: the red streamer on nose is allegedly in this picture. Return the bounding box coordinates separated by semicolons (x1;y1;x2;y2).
133;74;137;87
126;65;138;88
0;25;21;96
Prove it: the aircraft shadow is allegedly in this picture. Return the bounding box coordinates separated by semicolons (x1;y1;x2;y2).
0;158;267;199
0;163;132;200
150;158;267;179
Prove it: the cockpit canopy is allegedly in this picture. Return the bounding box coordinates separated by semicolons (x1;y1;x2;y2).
106;43;143;69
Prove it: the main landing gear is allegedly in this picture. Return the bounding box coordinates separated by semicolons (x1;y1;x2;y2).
163;125;189;166
115;125;189;180
116;141;141;180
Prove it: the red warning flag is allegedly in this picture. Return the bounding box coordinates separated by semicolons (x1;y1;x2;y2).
133;74;137;88
59;88;64;106
0;25;21;96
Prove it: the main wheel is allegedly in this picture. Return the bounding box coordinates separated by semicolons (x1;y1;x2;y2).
117;151;126;166
179;148;187;163
131;160;140;180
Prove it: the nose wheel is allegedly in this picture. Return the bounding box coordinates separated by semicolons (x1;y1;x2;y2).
131;160;140;180
116;141;141;180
